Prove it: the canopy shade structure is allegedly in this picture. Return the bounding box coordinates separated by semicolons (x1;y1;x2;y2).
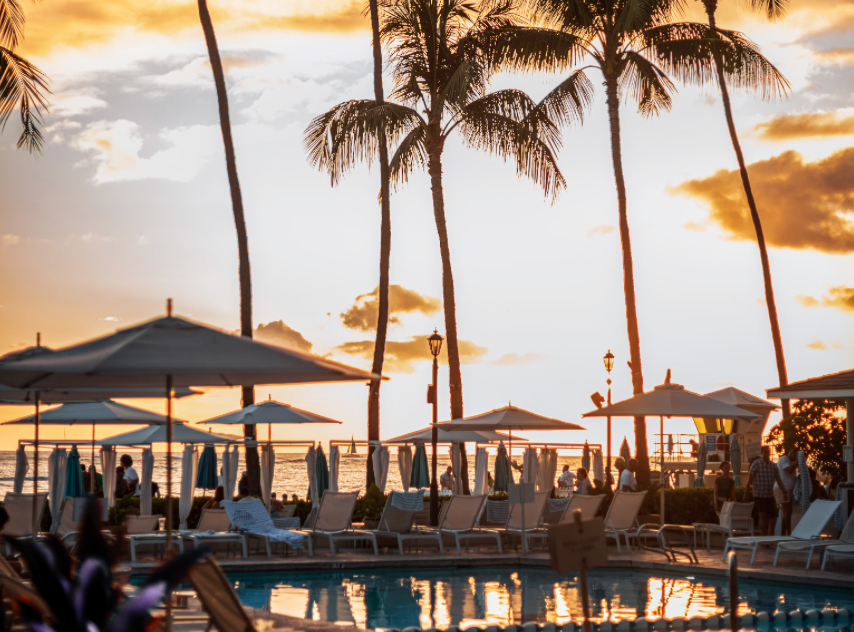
0;384;200;403
0;315;379;389
1;401;185;425
97;422;237;446
441;405;585;432
385;423;525;444
704;387;778;415
198;399;343;426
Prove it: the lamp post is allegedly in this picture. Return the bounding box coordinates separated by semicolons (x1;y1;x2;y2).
604;350;614;488
428;329;443;526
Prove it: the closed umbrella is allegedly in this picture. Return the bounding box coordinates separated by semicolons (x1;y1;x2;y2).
694;441;707;487
179;446;198;529
619;438;632;462
474;447;488;494
451;444;462;493
522;447;538;485
196;445;218;491
64;446;84;498
329;445;341;492
260;444;276;513
47;448;68;531
13;445;28;494
544;449;558;491
581;441;591;472
593;450;604;484
795;450;811;515
667;434;674;455
536;450;549;492
222;445;239;501
371;444;389;493
306;445;318;501
140;448;154;515
410;443;429;489
100;446;117;520
494;441;512;492
397;446;412;491
730;435;742;486
316;444;329;500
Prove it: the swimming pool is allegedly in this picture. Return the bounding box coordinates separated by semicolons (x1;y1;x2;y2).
224;566;854;630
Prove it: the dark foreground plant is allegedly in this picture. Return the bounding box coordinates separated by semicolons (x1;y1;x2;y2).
7;495;209;632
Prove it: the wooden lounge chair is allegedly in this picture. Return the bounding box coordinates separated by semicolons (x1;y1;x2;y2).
331;490;444;554
1;492;48;555
604;491;646;552
188;555;254;632
414;494;500;554
724;499;841;565
693;501;755;550
293;492;359;556
776;505;854;569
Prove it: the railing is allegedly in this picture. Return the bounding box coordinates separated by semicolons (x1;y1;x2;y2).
651;433;747;464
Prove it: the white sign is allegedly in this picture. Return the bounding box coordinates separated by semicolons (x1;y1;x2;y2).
508;483;535;504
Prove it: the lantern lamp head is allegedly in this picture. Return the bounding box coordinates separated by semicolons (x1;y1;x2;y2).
603;350;615;373
428;329;444;357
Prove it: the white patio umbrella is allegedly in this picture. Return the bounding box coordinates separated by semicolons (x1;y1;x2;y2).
385;423;525;444
451;444;463;494
583;370;760;523
372;443;390;493
13;445;28;494
197;396;343;441
179;446;198;529
0;308;376;552
306;445;318;501
329;445;341;493
474;447;489;494
397;446;412;491
97;422;236;446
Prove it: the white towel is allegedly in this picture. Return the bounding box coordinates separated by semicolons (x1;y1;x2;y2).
390;490;425;512
222;499;304;549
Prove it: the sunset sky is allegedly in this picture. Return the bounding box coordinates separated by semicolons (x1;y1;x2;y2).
0;0;852;454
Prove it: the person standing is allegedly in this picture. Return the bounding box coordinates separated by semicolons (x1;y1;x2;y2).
558;464;576;491
714;462;736;512
774;448;798;536
440;466;455;491
746;445;786;536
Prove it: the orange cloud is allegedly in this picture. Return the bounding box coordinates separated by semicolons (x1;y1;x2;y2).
341;285;441;332
234;320;313;352
337;337;488;373
805;339;827;350
796;286;854;312
673;148;854;253
491;353;546;366
753;111;854;140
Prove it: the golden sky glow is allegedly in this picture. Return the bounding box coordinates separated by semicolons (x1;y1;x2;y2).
1;0;852;451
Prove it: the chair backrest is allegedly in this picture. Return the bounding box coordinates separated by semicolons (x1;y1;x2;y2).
1;492;48;537
196;509;232;532
57;497;82;537
221;500;275;533
791;500;842;539
506;491;550;530
438;494;486;531
124;515;161;534
188;556;256;632
377;492;416;534
315;492;358;533
840;507;854;544
543;499;570;525
562;494;605;523
604;491;646;531
302;506;318;529
278;504;296;519
0;575;52;622
723;502;754;529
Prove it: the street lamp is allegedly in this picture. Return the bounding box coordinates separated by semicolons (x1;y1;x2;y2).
604;350;614;488
428;329;443;526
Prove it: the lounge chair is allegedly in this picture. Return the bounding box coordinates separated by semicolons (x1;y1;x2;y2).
415;494;501;554
0;575;52;626
603;491;646;552
125;515;165;561
821;509;854;570
693;501;755;550
501;491;550;551
38;497;84;551
183;509;248;558
222;499;304;557
331;490;444;554
723;499;841;565
1;492;48;555
187;555;254;632
293;491;359;556
273;504;296;519
779;506;854;569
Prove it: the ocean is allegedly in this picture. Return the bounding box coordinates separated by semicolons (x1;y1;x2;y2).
0;449;584;498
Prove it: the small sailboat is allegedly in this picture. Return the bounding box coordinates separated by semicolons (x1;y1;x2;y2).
342;435;360;458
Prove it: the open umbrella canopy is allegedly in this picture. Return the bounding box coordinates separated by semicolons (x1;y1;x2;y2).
198;398;344;426
65;446;84;498
1;400;184;425
583;373;761;420
196;445;219;490
704;387;778;416
385;423;525;444
97;422;237;446
0;384;200;403
494;442;512;492
0;315;379;389
410;444;430;489
441;405;585;432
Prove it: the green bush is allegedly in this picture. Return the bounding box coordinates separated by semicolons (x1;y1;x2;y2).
649;486;748;525
353;484;387;521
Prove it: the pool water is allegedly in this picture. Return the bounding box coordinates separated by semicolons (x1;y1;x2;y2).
223;567;854;629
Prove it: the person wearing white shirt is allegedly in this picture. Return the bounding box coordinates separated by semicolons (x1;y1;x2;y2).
120;454;139;492
619;458;638;492
774;448;797;535
558;465;576;491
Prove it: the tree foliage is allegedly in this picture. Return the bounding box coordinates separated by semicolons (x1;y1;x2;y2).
767;399;848;481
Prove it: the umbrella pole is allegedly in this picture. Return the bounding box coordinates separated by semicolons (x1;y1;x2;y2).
660;416;665;526
165;375;173;632
32;392;40;537
92;424;96;494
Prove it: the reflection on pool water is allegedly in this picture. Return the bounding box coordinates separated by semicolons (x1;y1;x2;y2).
222;567;854;630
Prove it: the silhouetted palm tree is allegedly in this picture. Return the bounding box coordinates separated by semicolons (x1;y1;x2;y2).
197;0;260;490
0;0;49;154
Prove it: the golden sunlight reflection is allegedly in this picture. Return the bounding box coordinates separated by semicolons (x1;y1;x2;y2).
645;578;724;621
269;585;308;620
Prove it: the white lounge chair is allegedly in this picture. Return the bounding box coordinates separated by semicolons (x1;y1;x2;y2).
604;491;646;552
293;491;359;557
1;492;48;555
724;499;841;565
184;509;248;558
693;501;755;550
331;490;444;554
821;510;854;570
222;499;304;557
125;515;164;561
415;494;501;554
779;507;854;569
40;497;84;550
501;491;550;551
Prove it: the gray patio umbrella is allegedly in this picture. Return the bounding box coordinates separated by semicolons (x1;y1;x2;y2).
494;441;512;492
316;444;330;499
730;434;742;486
196;445;218;491
619;438;632;461
385;423;524;444
581;441;591;472
197;396;343;441
694;441;707;487
410;443;430;489
0;308;377;554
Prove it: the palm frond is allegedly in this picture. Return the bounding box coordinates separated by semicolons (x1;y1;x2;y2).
0;0;25;49
744;0;788;20
535;68;594;128
0;45;49;154
482;26;589;74
619;50;675;116
388;124;428;188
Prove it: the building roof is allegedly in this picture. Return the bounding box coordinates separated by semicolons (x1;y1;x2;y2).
766;368;854;399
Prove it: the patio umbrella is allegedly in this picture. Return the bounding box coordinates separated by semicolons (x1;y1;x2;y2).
306;445;317;501
196;445;218;491
619;438;631;461
593;450;604;483
64;446;84;498
694;441;707;487
794;450;811;515
410;443;430;489
97;422;236;446
197;396;343;441
397;445;412;491
667;434;674;455
494;441;512;492
581;441;591;472
729;434;742;486
13;445;28;493
316;444;330;499
329;445;341;492
385;423;524;444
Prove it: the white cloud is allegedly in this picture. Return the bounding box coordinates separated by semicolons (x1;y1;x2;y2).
137;235;151;245
2;235;20;246
52;94;108;117
72;119;219;183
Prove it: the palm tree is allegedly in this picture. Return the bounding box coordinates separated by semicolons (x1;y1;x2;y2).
365;0;393;489
0;0;50;154
306;0;588;492
197;0;260;491
485;0;776;483
695;0;791;415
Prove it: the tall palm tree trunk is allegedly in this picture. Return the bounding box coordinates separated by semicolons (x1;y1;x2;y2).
704;5;789;417
366;0;392;489
605;74;650;485
198;0;260;493
426;140;470;493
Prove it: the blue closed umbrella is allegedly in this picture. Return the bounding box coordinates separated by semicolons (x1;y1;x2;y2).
64;446;84;498
494;441;511;492
581;441;591;472
730;435;742;486
316;444;330;499
410;444;430;489
619;437;631;462
196;445;218;490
